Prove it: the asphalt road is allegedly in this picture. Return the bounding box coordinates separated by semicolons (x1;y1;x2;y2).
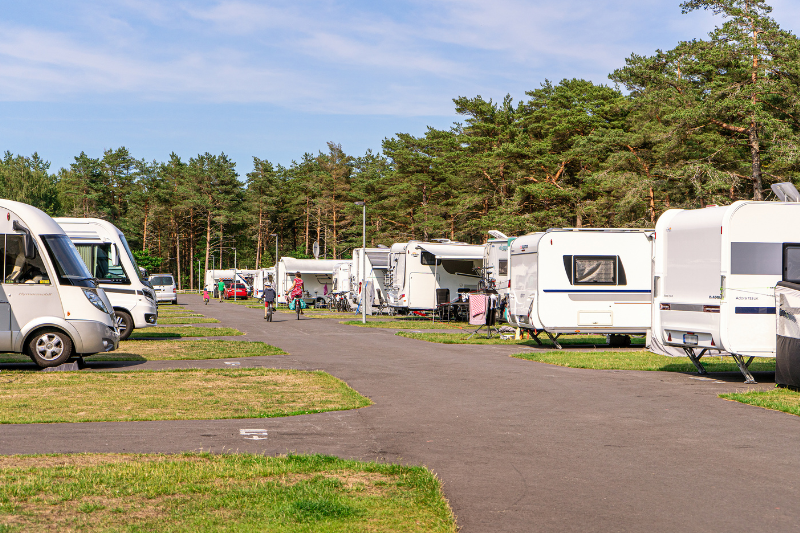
1;295;796;532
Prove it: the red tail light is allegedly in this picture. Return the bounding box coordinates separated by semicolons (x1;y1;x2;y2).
507;280;511;288
667;332;672;342
711;338;715;346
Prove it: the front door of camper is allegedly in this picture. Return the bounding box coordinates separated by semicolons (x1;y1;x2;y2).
409;272;436;310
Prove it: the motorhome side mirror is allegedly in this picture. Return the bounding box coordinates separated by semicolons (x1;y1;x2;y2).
12;221;36;259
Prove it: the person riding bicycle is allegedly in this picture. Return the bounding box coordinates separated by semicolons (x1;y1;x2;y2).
203;287;209;305
263;282;276;320
287;272;304;318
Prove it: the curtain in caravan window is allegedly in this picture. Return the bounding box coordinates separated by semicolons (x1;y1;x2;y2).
574;256;616;284
75;244;94;274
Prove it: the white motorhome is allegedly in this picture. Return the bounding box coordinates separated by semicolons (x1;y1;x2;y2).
332;262;351;295
276;257;350;305
351;247;390;309
56;218;158;340
1;201;119;367
508;229;653;346
653;200;800;383
386;240;483;312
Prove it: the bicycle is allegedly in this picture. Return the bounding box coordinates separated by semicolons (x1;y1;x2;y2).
264;300;274;321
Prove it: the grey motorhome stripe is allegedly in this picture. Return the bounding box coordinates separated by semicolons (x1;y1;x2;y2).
101;288;138;295
543;289;650;293
735;307;776;314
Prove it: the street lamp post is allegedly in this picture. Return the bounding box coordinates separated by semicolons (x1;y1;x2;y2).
355;201;366;324
270;233;278;300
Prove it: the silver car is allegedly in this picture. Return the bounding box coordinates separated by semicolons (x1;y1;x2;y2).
148;273;177;305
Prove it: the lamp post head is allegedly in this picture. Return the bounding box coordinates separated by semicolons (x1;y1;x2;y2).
270;233;277;237
354;201;365;206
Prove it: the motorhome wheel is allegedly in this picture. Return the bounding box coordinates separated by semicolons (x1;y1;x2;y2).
28;329;73;367
115;310;134;341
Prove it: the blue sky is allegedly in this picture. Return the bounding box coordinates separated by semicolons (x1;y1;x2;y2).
2;0;799;176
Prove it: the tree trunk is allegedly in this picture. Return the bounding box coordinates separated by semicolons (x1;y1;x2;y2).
304;197;310;255
256;203;263;268
142;199;149;250
750;125;763;201
648;187;656;224
204;211;211;276
176;229;181;290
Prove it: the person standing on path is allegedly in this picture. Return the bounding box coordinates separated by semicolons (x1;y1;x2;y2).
263;283;276;320
218;279;225;302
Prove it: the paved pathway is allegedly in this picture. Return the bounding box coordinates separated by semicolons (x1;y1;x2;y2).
1;295;796;532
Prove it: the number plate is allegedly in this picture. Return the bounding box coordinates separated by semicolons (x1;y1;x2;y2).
683;334;698;345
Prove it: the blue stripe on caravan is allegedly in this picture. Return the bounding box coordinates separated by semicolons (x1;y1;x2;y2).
734;307;776;315
542;289;652;293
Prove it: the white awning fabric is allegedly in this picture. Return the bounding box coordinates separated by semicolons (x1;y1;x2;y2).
281;257;351;274
366;250;390;268
415;243;484;260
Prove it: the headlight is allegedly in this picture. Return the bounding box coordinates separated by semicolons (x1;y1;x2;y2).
143;287;156;302
83;289;110;314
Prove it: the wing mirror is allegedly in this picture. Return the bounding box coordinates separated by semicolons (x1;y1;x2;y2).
12;221;36;260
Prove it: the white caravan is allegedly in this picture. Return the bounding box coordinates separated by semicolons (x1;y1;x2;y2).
276;257;350;305
653;200;800;383
508;229;653;346
332;262;351;295
253;267;277;300
351;247;391;309
484;231;515;296
1;200;119;367
386;241;483;312
56;218;158;340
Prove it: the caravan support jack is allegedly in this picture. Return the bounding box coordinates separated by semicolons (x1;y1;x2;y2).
731;354;757;384
683;347;708;375
544;331;562;350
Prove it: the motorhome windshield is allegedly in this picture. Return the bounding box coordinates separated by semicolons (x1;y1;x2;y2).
75;243;129;283
41;235;96;287
118;232;146;282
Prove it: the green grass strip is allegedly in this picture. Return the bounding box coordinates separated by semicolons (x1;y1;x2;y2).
720;388;800;416
130;326;243;339
0;340;284;363
0;453;456;532
343;321;465;330
396;331;646;346
157;316;221;325
0;368;371;424
511;349;776;372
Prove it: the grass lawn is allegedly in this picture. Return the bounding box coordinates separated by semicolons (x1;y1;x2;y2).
0;453;455;533
720;388;800;416
130;326;243;339
0;340;285;363
0;368;371;423
344;321;466;330
396;331;646;346
157;316;221;325
511;349;776;372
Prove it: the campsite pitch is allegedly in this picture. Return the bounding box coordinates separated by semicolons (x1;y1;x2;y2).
0;453;456;533
0;369;370;424
397;331;646;346
130;326;243;339
720;388;800;416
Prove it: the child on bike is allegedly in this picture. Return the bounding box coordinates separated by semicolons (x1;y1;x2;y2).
263;283;276;321
287;272;304;318
203;287;209;305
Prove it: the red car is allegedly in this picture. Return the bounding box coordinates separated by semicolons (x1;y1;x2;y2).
224;283;248;300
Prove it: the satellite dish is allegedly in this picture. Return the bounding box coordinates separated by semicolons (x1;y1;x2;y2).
771;182;800;202
312;241;320;259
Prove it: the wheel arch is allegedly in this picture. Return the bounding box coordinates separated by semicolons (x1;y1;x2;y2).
19;320;80;355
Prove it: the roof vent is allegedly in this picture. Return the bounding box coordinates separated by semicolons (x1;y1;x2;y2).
771;182;800;202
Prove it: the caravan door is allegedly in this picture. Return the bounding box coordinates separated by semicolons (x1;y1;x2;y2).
409;272;436;310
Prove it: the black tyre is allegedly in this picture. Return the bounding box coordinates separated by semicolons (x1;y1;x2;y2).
115;310;134;341
27;329;73;368
173;298;178;305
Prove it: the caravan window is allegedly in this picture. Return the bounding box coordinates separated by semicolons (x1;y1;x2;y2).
498;259;508;276
420;251;440;266
783;244;800;283
566;255;627;285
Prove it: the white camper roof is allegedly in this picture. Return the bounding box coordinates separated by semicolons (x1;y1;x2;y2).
281;257;350;274
414;242;484;260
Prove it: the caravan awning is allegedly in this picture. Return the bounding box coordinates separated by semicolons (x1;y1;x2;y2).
281;258;351;275
366;250;390;269
416;243;484;260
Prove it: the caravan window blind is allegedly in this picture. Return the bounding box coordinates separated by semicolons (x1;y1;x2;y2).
783;244;800;283
573;256;616;285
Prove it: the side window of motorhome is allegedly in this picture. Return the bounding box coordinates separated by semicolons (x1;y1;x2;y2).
563;255;627;286
783;245;800;283
75;243;128;282
440;260;476;275
498;259;508;276
2;235;50;284
420;251;441;266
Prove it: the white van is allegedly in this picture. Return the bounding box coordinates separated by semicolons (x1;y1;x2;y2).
55;218;158;340
508;229;653;345
149;273;177;304
653;200;800;383
1;200;119;367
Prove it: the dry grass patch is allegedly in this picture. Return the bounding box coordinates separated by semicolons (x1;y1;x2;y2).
0;453;456;533
0;369;370;424
130;326;243;339
156;316;221;324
